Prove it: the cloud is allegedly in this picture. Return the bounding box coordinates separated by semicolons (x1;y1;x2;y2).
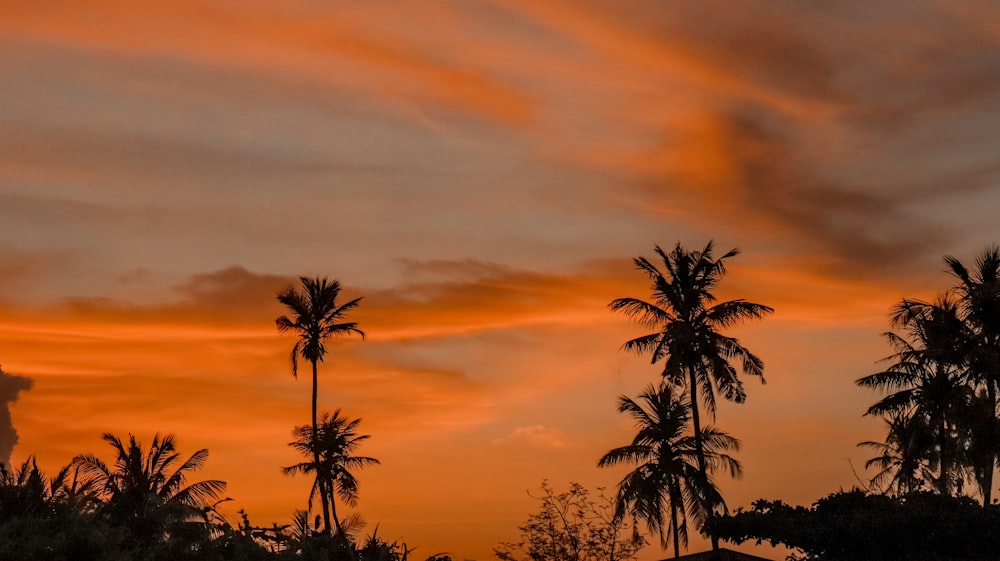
0;365;33;466
359;259;623;341
0;2;536;125
656;107;955;272
25;266;295;328
492;425;570;449
477;0;1000;282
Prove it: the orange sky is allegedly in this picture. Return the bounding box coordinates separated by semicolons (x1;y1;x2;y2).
2;2;1000;559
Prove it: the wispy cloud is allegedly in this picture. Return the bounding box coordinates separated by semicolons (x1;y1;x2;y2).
493;424;571;449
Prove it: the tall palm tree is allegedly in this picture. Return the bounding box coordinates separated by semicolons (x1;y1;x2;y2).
609;241;771;547
944;246;1000;506
277;276;365;533
284;410;379;538
72;433;226;542
599;384;741;558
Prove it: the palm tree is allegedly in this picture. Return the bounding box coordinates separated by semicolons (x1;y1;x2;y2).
0;457;92;518
72;433;226;543
599;384;741;558
859;416;942;496
284;410;379;538
277;276;365;533
609;241;771;547
858;247;1000;507
944;246;1000;506
857;298;974;496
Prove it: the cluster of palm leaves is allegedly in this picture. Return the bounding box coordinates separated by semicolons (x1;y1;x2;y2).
857;247;1000;506
283;410;380;538
73;433;227;543
0;430;433;561
601;242;772;558
0;433;229;560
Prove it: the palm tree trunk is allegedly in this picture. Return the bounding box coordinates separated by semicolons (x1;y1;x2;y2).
984;382;996;508
670;489;680;558
687;366;718;550
312;359;333;535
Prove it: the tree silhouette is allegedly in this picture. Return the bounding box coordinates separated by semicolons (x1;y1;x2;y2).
0;456;98;518
857;298;974;496
277;276;364;534
72;433;226;548
609;241;771;547
859;246;1000;507
859;417;936;496
284;410;379;538
494;481;645;561
599;384;741;558
944;246;1000;506
713;490;1000;561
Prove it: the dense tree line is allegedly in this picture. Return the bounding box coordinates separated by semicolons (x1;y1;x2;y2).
711;491;1000;561
0;434;441;561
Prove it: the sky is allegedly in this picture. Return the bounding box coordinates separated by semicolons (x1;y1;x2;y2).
1;1;1000;559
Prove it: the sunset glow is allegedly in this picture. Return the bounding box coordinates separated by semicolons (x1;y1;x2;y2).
3;2;1000;559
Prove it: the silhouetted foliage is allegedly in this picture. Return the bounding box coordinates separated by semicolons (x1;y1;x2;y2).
494;481;646;561
72;432;227;558
285;410;380;539
0;457;119;561
610;241;772;547
712;489;1000;561
599;384;741;558
857;246;1000;506
0;433;441;561
277;276;365;534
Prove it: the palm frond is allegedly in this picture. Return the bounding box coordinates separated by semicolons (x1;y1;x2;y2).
170;479;227;507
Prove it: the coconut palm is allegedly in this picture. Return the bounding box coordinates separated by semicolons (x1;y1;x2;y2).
72;433;225;544
284;410;379;538
0;457;89;518
857;298;974;496
609;241;770;547
858;247;1000;506
276;276;365;533
599;384;741;558
860;415;941;496
944;246;1000;506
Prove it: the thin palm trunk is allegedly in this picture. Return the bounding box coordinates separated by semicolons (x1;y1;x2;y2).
311;359;333;535
670;492;680;558
687;366;717;550
984;382;996;508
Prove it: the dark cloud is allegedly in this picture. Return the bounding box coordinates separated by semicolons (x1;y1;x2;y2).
646;105;956;277
718;109;953;266
0;365;32;466
174;266;296;317
616;0;1000;278
55;266;295;325
646;2;845;103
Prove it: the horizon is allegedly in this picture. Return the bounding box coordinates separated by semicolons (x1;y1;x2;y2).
2;2;1000;560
